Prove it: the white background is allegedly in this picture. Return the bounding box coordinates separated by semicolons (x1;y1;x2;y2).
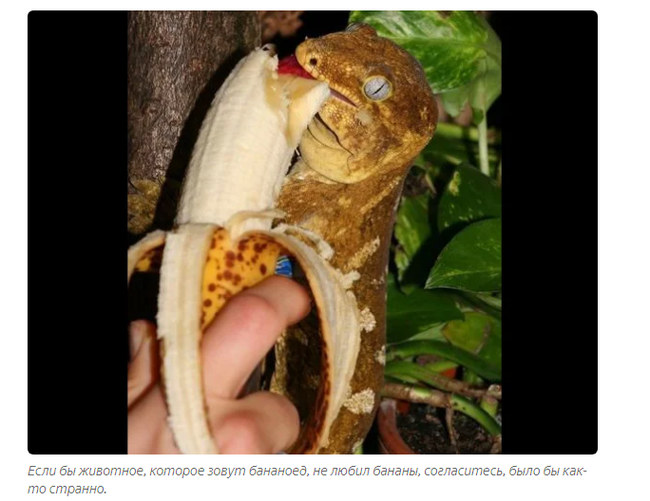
1;2;648;499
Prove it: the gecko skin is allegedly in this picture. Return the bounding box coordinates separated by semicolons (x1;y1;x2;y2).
129;24;436;454
273;24;437;453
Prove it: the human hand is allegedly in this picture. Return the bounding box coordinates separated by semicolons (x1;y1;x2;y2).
127;276;310;454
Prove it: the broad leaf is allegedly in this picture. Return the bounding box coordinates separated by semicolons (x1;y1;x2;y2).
416;127;500;171
393;194;433;283
395;194;431;259
349;11;502;120
443;312;501;371
407;323;446;342
457;291;502;320
438;163;501;232
387;275;464;343
472;292;502;311
426;218;501;292
440;55;501;121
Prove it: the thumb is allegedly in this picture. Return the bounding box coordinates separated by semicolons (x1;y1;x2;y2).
201;276;311;400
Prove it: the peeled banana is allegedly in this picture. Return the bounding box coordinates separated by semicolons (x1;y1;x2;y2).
127;46;361;453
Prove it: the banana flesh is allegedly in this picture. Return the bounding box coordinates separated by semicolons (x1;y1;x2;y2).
176;47;330;238
128;47;361;454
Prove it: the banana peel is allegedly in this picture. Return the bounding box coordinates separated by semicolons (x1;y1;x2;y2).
127;47;361;454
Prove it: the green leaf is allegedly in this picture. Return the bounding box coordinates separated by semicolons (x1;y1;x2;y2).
407;323;446;342
456;291;502;320
393;194;433;283
395;194;431;259
415;124;501;175
387;340;501;381
452;394;501;435
439;86;471;117
440;54;501;121
429;121;502;144
471;52;502;117
349;11;502;121
462;369;483;385
437;163;501;233
349;11;500;94
393;249;411;283
387;275;464;343
426;218;501;292
443;312;501;371
439;19;501;122
472;293;502;311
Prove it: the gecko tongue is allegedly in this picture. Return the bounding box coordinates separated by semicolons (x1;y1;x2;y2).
277;54;314;80
279;54;356;108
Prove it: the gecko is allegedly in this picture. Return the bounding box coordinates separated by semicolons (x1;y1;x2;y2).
272;23;437;453
128;22;437;454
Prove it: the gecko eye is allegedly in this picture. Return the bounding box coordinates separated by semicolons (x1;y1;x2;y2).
363;76;391;101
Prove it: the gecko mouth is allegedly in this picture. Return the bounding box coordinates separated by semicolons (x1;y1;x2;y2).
278;54;359;108
308;112;349;152
327;88;357;108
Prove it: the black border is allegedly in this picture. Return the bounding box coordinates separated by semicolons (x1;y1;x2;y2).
27;11;597;454
501;11;598;453
28;11;127;453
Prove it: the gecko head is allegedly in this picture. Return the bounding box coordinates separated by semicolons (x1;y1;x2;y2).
294;23;437;184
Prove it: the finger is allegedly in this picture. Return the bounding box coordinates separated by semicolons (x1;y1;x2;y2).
213;391;300;454
202;276;310;400
128;386;174;454
128;320;159;408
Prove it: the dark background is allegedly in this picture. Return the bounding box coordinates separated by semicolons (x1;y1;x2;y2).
28;11;596;454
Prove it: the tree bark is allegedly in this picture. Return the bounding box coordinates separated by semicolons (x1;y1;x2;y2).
127;11;260;238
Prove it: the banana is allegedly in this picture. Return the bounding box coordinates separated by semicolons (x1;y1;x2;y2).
127;46;361;453
176;47;330;238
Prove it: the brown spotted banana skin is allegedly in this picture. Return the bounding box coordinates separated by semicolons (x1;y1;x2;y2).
274;25;437;453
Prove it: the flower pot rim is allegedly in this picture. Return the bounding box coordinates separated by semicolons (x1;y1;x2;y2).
377;398;416;454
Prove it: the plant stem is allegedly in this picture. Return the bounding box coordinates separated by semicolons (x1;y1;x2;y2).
451;394;502;436
497;159;502;187
480;394;499;418
382;382;502;436
383;381;451;407
386;361;501;399
445;407;459;452
435;122;501;144
478;115;490;176
462;369;483;385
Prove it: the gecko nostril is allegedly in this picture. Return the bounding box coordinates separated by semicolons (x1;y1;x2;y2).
309;57;318;67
